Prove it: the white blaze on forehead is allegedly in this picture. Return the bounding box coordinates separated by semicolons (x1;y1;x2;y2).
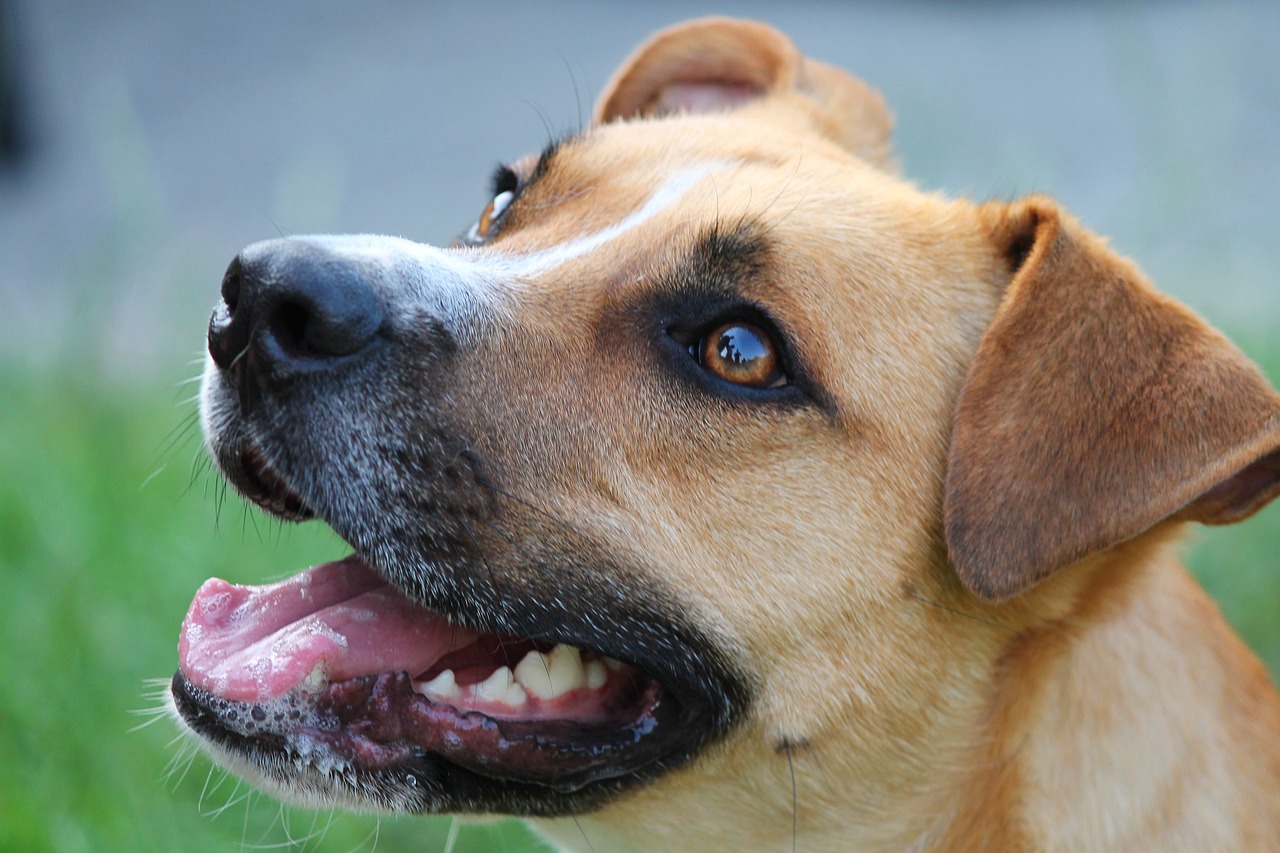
480;160;736;279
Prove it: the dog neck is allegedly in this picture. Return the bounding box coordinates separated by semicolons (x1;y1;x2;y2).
934;529;1280;851
531;526;1280;852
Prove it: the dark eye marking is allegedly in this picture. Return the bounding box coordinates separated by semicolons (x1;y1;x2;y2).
645;222;816;404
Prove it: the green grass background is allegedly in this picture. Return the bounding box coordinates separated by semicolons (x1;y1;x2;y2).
0;5;1276;845
0;369;553;852
2;346;1278;852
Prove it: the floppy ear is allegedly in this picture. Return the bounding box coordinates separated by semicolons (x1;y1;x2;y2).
946;198;1280;603
594;17;894;169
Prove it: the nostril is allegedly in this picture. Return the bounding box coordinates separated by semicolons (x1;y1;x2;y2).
221;256;243;314
261;283;383;363
267;300;311;360
208;254;251;371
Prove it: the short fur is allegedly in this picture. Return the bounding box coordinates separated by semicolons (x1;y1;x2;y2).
186;17;1280;852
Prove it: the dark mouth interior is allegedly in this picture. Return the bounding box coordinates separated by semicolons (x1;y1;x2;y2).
175;552;679;795
237;445;313;520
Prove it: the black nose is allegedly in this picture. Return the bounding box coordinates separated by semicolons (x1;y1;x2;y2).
208;240;385;379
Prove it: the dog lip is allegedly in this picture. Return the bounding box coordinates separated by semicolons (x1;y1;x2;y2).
315;670;669;790
174;555;687;797
232;444;314;521
170;668;672;795
170;667;672;802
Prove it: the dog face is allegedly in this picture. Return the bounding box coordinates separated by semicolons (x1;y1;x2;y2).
175;18;1280;850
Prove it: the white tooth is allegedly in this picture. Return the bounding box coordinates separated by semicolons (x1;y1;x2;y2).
547;644;587;695
503;680;528;706
514;651;557;699
585;660;608;689
514;644;586;700
602;656;625;672
416;669;460;699
474;666;515;703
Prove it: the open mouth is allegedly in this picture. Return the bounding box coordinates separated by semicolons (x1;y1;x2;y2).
175;555;666;795
173;442;735;811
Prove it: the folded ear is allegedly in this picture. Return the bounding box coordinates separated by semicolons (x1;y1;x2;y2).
594;17;893;169
946;198;1280;603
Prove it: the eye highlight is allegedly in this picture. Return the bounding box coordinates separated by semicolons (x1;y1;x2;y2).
693;322;787;389
475;190;514;240
456;164;522;247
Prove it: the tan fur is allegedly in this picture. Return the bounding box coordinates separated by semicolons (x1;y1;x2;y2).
433;18;1280;851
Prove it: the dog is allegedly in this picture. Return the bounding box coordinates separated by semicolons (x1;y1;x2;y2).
171;17;1280;851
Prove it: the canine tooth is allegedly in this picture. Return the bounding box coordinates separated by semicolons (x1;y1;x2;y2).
514;645;586;700
547;645;587;694
585;659;608;689
602;656;625;672
417;669;460;699
474;666;515;703
514;651;557;699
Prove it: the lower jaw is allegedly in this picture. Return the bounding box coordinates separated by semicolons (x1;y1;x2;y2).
171;663;675;804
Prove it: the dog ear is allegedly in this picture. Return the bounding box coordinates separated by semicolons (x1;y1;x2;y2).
594;17;894;168
946;197;1280;603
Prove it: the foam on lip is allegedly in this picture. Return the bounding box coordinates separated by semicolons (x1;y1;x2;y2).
178;555;477;703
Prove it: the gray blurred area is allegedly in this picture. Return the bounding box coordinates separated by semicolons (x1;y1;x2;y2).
1;0;1276;384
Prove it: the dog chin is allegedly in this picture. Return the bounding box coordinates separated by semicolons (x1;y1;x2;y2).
165;687;416;814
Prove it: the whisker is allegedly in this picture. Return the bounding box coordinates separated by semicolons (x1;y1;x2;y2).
906;591;1019;635
353;812;378;853
204;775;253;821
126;708;171;733
785;742;798;853
442;817;461;853
184;451;213;499
162;742;200;790
570;814;597;853
152;411;205;481
522;99;558;150
228;344;250;370
473;473;564;526
196;762;219;812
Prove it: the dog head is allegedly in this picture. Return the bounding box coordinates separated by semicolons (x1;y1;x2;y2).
175;18;1280;849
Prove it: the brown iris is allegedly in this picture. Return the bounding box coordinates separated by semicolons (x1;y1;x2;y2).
698;322;786;389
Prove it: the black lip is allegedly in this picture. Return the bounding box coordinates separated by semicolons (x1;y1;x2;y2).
171;664;675;797
172;670;635;815
224;442;314;521
171;604;730;814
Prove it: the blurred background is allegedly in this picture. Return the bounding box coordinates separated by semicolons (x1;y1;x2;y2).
1;1;1276;850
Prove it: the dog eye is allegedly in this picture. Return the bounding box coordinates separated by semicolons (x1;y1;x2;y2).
693;322;787;389
471;190;514;241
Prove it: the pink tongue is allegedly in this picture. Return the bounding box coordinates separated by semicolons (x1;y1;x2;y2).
178;556;474;702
